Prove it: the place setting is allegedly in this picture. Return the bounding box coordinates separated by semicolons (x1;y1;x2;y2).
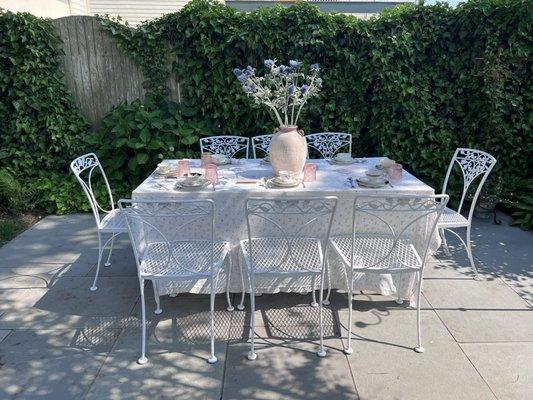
347;168;392;189
327;152;367;165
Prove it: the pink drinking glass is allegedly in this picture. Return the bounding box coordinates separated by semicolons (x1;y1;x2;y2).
389;163;403;181
303;163;317;182
201;153;213;167
204;163;218;184
177;159;190;176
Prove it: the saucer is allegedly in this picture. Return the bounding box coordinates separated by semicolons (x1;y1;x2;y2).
268;177;300;188
356;177;389;188
175;178;211;191
329;157;357;165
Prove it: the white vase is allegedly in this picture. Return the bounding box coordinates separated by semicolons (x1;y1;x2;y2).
269;125;307;176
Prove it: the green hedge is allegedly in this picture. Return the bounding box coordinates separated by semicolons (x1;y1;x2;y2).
0;1;531;221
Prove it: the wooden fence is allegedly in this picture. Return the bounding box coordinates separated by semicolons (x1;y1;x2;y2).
52;16;180;129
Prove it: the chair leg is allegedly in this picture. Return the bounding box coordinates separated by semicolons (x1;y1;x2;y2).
322;259;332;306
317;269;327;357
310;275;319;307
466;226;480;280
90;232;104;292
226;258;234;312
439;228;451;256
104;234;116;267
344;269;354;355
414;275;424;353
247;273;257;361
152;280;162;315
395;273;404;305
207;279;217;364
138;279;148;364
237;256;245;311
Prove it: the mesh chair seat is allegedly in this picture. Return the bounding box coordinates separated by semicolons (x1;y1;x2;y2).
140;240;230;278
240;237;323;274
330;234;422;273
438;207;469;228
99;209;127;232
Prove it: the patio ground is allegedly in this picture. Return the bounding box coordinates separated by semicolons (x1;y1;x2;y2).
0;212;531;399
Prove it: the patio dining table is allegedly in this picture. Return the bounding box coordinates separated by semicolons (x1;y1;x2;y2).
132;157;438;305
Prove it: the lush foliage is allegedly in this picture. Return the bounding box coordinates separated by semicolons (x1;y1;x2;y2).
0;1;531;223
100;0;531;215
0;169;35;214
233;60;322;126
0;10;89;213
88;95;209;199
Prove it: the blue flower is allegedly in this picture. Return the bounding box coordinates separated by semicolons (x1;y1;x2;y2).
238;74;247;83
242;85;252;93
246;65;254;73
310;63;320;71
233;68;242;77
300;84;309;94
289;60;301;68
288;85;296;94
264;59;274;68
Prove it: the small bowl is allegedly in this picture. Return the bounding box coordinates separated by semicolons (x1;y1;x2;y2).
378;158;395;169
156;164;171;174
278;170;297;183
365;169;383;181
184;172;203;184
212;154;229;165
335;152;352;162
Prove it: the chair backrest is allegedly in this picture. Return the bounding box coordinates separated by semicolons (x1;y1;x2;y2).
251;134;273;159
442;148;497;221
200;136;250;158
245;196;338;273
70;153;114;227
305;132;352;159
348;194;448;272
119;199;215;276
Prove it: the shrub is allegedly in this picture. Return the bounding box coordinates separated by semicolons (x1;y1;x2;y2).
0;169;35;214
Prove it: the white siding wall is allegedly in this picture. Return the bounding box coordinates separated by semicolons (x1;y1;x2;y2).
69;0;87;14
88;0;190;26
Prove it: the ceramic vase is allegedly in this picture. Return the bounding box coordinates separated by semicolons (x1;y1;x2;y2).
269;125;307;176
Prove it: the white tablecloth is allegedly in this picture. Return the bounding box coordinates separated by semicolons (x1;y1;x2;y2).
132;158;437;304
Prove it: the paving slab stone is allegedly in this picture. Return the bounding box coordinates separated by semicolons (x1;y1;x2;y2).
461;342;533;400
0;329;119;400
85;325;226;400
336;306;496;400
223;327;358;400
423;277;533;342
0;329;11;343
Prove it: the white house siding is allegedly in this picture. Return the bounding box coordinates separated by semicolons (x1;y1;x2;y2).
69;0;87;14
88;0;190;26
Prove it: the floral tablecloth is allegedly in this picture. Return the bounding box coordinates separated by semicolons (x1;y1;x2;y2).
132;158;437;304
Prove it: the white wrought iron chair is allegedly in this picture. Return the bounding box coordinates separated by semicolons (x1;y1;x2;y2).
200;136;250;158
70;153;127;292
305;132;352;159
240;196;338;360
330;194;448;355
438;148;497;280
251;134;273;159
119;199;231;365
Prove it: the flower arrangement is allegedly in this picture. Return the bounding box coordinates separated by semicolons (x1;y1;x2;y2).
233;59;322;127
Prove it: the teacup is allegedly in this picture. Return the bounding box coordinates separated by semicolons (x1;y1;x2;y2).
184;172;204;185
278;170;297;183
378;158;395;169
335;152;352;162
365;169;383;182
156;163;171;174
212;154;229;165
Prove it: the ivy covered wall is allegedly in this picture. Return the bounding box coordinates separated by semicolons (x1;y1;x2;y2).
0;0;531;224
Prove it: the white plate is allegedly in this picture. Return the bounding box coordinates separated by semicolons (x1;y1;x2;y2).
356;177;389;188
178;177;210;187
175;179;211;191
268;177;300;188
329;158;366;165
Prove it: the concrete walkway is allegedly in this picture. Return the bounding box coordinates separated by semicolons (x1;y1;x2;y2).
0;213;531;399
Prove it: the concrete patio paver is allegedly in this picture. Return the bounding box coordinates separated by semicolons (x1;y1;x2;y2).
223;327;358;400
0;329;119;400
0;213;531;399
460;342;533;400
